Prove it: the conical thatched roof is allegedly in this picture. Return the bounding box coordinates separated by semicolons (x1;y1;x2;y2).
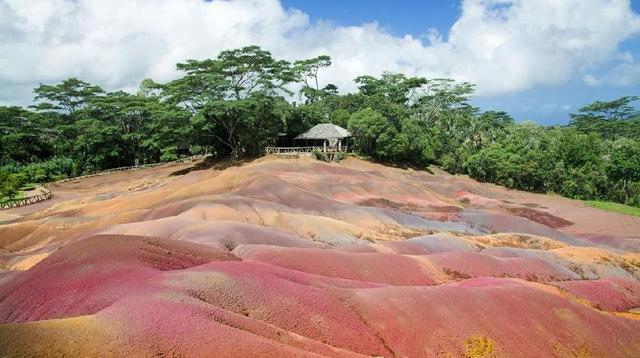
295;123;351;140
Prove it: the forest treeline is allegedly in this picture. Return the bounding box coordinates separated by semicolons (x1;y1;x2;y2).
1;46;639;206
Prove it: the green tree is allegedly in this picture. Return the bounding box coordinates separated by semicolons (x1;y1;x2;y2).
294;55;335;103
348;107;404;160
0;106;51;164
164;46;297;156
409;79;479;171
1;47;639;209
570;96;639;140
33;78;104;113
329;109;350;128
354;72;426;105
607;138;640;204
0;170;26;199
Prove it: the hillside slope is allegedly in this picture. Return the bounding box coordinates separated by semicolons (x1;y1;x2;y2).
1;156;640;357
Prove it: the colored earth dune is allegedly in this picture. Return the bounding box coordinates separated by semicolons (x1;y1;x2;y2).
1;156;640;357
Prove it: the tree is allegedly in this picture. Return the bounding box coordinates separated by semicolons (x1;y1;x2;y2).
573;96;639;121
329;109;350;128
460;111;514;151
354;72;426;105
286;102;325;135
1;46;639;209
0;171;26;199
294;55;333;103
0;106;51;164
33;78;104;113
607;138;640;204
164;46;297;156
175;46;296;102
570;96;639;140
398;115;437;164
348;107;404;160
409;79;478;169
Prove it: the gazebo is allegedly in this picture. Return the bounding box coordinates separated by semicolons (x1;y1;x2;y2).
264;123;351;159
295;123;351;152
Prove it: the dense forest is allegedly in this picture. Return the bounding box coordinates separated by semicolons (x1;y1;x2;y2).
1;46;639;207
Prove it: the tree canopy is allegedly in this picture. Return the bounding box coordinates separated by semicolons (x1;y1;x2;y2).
1;45;638;207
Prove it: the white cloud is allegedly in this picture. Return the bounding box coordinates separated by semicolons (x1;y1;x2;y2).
0;0;639;105
584;74;603;86
584;52;640;86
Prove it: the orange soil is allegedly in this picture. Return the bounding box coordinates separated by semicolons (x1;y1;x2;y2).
1;156;640;357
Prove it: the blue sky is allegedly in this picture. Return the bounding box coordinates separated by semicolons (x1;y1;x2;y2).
282;1;461;39
283;0;640;124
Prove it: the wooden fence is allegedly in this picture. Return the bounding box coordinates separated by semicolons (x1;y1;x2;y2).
54;154;209;184
0;155;209;211
264;146;347;155
0;188;53;210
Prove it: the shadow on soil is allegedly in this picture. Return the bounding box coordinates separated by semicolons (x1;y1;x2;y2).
170;156;257;176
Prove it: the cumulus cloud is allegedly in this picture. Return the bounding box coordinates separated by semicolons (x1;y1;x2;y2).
584;52;640;86
0;0;639;105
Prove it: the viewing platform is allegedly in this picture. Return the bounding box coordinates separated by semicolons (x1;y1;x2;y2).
264;146;348;160
267;123;352;160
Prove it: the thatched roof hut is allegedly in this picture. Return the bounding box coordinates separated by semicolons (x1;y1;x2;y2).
265;123;350;157
295;123;351;140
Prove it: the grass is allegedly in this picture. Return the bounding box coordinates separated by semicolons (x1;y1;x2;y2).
583;200;640;217
19;183;39;191
0;183;43;205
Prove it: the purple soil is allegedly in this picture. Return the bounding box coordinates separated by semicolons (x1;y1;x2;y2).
506;207;574;228
2;157;640;356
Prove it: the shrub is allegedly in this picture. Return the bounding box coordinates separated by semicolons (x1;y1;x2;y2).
222;240;237;252
0;172;26;199
0;156;76;189
312;148;327;161
20;183;38;191
22;164;47;183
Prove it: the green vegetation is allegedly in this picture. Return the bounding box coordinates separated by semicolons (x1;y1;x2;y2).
583;201;640;217
19;183;38;191
0;191;25;205
335;152;347;161
312;148;327;161
0;157;74;199
1;46;639;207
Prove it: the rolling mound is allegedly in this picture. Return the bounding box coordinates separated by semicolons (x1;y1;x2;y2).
1;156;640;357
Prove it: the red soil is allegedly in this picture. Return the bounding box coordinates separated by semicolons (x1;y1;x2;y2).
425;251;579;281
554;278;640;312
343;278;640;357
234;245;443;285
0;235;238;323
506;207;574;228
1;156;640;356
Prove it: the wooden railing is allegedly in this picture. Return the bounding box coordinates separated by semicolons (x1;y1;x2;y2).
0;187;53;209
264;146;348;154
0;155;210;211
54;154;210;184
